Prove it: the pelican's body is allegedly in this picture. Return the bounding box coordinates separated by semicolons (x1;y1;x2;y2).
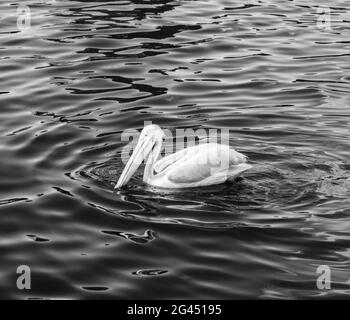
116;125;252;189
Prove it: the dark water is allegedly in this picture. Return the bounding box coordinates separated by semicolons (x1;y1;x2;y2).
1;0;350;299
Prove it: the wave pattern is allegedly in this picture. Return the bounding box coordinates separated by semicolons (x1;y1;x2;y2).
0;0;350;299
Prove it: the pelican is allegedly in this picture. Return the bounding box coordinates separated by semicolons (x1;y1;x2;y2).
115;124;252;189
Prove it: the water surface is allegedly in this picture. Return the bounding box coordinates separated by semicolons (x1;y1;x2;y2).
0;0;350;299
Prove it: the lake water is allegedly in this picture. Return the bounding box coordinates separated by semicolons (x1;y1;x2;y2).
0;0;350;299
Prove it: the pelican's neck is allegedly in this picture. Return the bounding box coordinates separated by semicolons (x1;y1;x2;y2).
143;139;162;184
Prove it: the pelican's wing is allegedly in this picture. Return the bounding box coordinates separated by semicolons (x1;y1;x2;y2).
165;144;247;184
166;158;214;184
154;147;191;173
154;143;217;174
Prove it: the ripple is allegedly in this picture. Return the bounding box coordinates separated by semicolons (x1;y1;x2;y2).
26;235;50;242
0;198;29;206
132;269;168;276
102;229;157;244
81;286;109;292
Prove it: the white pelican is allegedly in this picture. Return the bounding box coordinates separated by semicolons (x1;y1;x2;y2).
115;124;252;189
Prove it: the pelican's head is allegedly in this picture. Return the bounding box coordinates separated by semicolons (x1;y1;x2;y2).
115;124;165;189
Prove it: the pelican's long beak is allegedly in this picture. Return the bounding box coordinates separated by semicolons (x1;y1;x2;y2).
115;136;154;189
